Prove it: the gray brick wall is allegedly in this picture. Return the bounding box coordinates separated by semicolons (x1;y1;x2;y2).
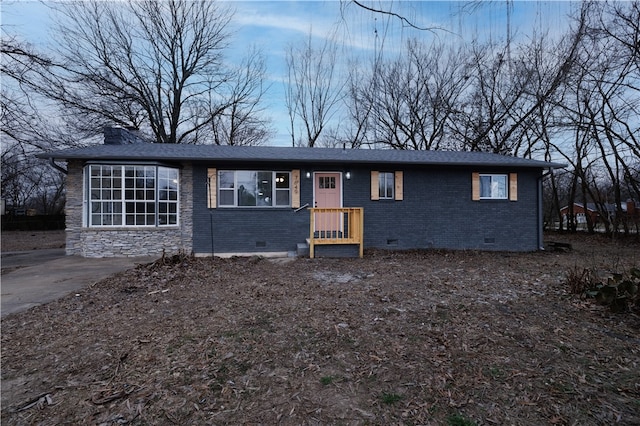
191;164;543;255
345;166;541;252
191;166;311;255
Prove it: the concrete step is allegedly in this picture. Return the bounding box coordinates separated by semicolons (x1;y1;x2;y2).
296;242;309;257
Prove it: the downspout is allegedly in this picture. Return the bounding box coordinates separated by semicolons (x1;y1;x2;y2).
537;170;552;250
49;157;68;175
207;176;215;257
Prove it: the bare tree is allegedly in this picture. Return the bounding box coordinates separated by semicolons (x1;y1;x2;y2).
581;2;639;234
285;31;345;147
548;2;640;235
1;35;72;215
0;36;67;150
15;0;269;145
598;1;640;71
345;39;470;150
210;47;273;146
340;59;375;149
1;149;65;215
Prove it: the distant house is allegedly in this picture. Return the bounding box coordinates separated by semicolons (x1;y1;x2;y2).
38;127;563;258
559;203;601;227
560;201;639;229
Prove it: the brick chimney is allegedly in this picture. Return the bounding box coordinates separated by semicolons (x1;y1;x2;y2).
104;126;148;145
627;199;636;216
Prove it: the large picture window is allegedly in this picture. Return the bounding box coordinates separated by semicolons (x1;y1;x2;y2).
218;170;291;207
88;165;179;227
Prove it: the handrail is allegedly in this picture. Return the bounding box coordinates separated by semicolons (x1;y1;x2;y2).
309;207;364;258
294;203;310;213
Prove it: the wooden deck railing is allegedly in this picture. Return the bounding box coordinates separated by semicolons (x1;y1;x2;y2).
309;207;364;258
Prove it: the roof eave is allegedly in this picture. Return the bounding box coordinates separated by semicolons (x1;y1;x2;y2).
39;156;560;169
37;149;566;169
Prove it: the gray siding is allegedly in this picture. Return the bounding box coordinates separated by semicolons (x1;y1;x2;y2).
191;164;542;254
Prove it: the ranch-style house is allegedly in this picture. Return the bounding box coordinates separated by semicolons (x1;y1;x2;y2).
39;127;563;258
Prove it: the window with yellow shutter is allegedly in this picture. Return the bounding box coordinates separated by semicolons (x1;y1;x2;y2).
472;172;518;201
371;170;403;201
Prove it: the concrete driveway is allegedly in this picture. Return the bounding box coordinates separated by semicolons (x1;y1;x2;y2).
1;249;157;317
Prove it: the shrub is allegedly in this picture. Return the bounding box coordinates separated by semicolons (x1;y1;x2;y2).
566;266;597;294
567;267;640;313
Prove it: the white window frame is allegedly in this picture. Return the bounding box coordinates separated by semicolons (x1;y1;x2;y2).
378;172;395;199
218;170;292;208
86;164;179;227
479;174;508;200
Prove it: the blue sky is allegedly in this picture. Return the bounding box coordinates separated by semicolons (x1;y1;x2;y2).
2;1;576;146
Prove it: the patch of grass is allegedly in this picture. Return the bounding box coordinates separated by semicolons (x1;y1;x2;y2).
484;366;505;380
235;360;251;374
320;375;334;385
553;381;576;395
407;334;421;343
221;330;240;339
447;413;476;426
381;392;403;405
436;305;450;321
427;404;440;415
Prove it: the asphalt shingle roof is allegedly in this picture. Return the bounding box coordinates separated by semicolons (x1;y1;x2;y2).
38;143;564;169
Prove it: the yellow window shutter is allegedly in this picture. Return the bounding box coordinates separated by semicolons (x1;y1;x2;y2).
207;168;217;209
472;172;480;201
394;171;403;201
291;169;300;208
371;171;379;200
509;173;518;201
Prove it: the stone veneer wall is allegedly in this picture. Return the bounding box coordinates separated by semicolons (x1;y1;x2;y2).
65;160;193;258
65;160;84;255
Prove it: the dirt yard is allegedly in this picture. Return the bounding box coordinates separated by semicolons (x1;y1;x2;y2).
1;232;639;425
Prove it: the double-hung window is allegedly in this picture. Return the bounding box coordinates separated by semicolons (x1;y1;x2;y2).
88;164;179;227
218;170;291;207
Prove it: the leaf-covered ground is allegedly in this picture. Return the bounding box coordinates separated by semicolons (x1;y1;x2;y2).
2;232;639;425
